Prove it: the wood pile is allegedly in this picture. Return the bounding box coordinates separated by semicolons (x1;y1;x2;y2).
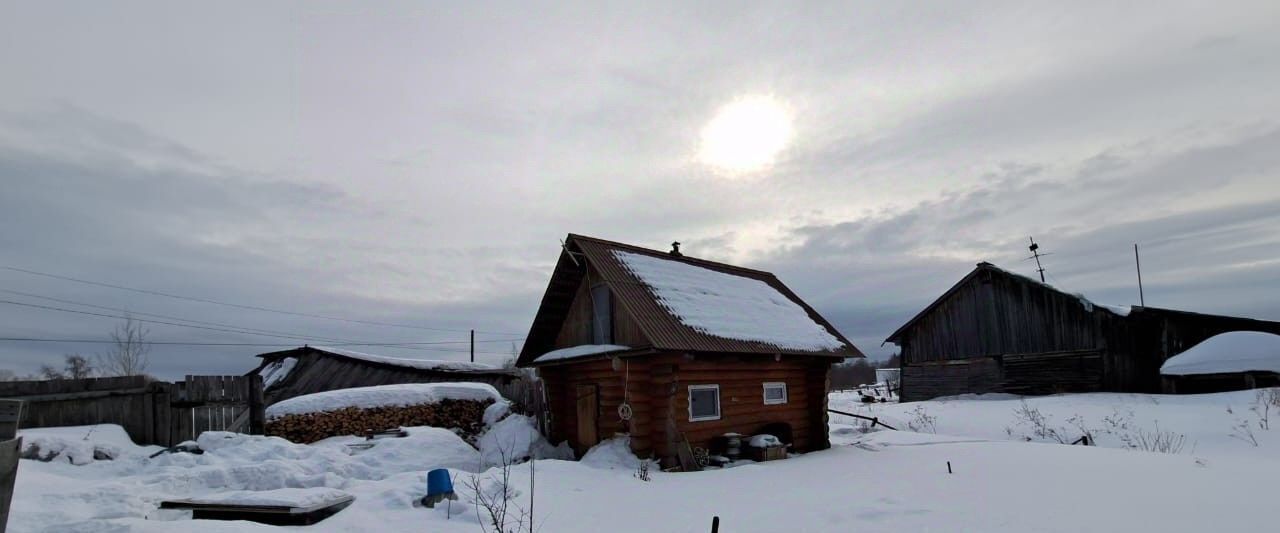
266;398;493;444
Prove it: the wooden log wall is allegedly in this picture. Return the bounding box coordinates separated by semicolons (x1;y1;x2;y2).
539;353;835;467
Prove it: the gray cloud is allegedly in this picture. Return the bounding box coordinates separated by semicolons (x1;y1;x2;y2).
1;2;1278;374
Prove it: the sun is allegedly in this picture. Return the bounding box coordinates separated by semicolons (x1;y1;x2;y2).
698;95;794;173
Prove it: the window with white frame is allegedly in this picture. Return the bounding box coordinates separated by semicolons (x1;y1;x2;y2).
688;384;721;421
762;382;788;405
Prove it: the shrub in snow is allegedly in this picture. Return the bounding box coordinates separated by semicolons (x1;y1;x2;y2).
906;405;938;434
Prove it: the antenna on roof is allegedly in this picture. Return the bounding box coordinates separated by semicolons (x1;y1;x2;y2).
560;238;582;267
1025;237;1049;283
669;241;683;257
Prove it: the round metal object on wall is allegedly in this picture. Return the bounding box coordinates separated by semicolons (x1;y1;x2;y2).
617;402;633;421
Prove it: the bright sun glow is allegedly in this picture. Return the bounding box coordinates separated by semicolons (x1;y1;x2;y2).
698;95;794;173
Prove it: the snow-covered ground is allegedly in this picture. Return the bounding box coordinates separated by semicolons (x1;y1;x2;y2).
11;388;1280;532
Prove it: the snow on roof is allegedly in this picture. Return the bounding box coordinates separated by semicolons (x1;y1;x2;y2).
1160;331;1280;376
261;356;297;388
308;345;501;372
535;344;630;363
613;250;845;352
178;487;352;509
266;382;502;420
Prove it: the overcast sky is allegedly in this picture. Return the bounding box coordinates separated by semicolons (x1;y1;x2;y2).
3;1;1279;378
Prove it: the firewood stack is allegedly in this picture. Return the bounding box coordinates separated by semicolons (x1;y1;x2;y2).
266;398;494;444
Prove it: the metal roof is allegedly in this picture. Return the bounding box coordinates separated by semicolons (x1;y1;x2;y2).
517;234;862;366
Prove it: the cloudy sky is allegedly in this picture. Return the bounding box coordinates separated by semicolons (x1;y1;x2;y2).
2;1;1279;378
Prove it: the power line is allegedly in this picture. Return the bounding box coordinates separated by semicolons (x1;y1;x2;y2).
0;265;525;337
0;288;522;347
0;337;515;354
0;299;515;355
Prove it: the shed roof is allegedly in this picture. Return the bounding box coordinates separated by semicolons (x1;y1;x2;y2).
517;234;861;366
256;345;518;376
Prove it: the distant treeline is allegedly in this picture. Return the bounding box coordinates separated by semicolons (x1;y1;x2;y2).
830;353;899;390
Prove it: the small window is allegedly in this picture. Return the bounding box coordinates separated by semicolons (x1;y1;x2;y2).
763;382;788;405
688;384;720;421
590;284;612;344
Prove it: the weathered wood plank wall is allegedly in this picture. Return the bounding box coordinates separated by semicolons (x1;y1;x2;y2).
0;375;264;447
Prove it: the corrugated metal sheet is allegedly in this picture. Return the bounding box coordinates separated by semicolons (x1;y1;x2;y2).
517;234;862;365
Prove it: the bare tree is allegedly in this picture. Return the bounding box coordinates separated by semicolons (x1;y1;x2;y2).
38;364;65;380
96;316;151;377
64;354;94;379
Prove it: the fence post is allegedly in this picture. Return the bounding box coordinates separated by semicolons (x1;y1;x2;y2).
247;375;265;435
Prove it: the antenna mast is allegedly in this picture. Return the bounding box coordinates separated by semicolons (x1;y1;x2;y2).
1134;243;1145;306
1027;237;1047;283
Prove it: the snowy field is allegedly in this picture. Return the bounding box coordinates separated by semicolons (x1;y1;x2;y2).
10;388;1280;532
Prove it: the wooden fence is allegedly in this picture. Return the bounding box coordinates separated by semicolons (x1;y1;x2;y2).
0;375;264;447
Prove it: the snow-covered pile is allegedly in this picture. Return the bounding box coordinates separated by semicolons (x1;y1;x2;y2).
176;487;351;509
579;436;646;470
476;415;573;467
747;434;782;448
266;383;502;420
18;425;145;465
311;346;500;372
535;344;630;363
613;250;845;351
261;357;297;388
1160;331;1280;375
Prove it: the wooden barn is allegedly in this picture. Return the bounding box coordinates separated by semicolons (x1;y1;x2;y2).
887;262;1280;401
517;234;862;468
248;345;522;406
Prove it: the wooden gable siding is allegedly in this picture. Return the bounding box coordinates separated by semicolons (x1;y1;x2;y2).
902;269;1102;364
552;265;648;350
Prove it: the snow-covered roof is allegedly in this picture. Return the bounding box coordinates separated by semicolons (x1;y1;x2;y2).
287;345;503;373
1160;331;1280;376
614;250;847;352
266;382;503;420
535;344;631;363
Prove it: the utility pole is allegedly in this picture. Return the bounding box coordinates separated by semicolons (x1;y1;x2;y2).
470;329;475;363
1028;237;1047;283
1134;244;1145;306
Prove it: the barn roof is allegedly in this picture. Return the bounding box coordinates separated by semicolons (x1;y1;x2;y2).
517;234;862;366
885;262;1280;345
884;262;1131;344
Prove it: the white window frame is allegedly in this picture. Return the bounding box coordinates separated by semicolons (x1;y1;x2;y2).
762;382;788;405
687;384;721;422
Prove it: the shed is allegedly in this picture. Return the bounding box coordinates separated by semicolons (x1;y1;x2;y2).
248;346;522;406
518;234;862;468
1160;331;1280;393
886;262;1280;401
